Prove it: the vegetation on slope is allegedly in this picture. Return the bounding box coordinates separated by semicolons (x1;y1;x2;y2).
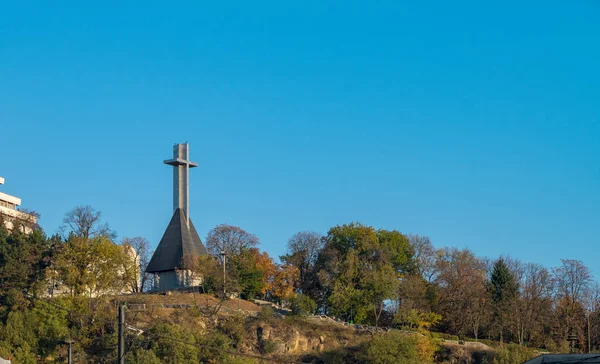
0;205;598;362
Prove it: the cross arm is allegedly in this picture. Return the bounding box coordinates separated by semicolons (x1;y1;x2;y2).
163;158;199;168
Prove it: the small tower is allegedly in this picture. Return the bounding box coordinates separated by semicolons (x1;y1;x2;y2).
146;143;208;290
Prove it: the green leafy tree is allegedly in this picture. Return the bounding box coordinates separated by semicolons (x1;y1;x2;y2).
289;294;317;316
54;235;129;296
223;247;268;299
377;229;415;274
317;223;404;326
0;226;55;318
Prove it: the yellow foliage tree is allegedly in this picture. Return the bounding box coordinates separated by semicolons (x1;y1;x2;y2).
271;265;299;301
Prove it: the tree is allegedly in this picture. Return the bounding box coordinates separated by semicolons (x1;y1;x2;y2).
59;205;115;239
488;257;519;342
121;236;151;293
205;224;259;256
377;229;415;274
435;247;489;339
54;235;128;296
408;235;437;283
317;223;401;326
512;262;554;346
180;253;220;294
289;294;317;316
227;247;267;299
0;227;55;318
280;231;323;294
270;264;300;301
553;259;592;343
255;250;278;298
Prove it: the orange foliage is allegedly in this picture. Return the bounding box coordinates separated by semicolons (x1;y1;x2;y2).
271;265;300;300
255;250;277;295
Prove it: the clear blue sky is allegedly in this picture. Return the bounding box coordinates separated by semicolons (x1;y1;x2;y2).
1;2;598;273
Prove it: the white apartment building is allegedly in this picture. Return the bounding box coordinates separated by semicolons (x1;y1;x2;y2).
0;176;38;233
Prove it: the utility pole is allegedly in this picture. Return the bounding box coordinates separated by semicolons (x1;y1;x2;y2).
221;250;227;297
67;340;73;364
588;311;591;353
118;305;126;364
61;339;74;364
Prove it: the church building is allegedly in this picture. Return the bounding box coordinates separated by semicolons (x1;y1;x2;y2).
146;143;208;290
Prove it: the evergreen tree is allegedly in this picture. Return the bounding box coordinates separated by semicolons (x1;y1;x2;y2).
488;257;519;342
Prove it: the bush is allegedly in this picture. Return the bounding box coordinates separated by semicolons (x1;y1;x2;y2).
218;315;246;348
260;339;277;355
127;348;162;364
289;294;316;316
362;331;435;364
146;322;199;363
197;331;234;363
257;306;275;321
493;344;536;364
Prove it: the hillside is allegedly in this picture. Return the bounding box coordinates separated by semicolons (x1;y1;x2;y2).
1;214;597;363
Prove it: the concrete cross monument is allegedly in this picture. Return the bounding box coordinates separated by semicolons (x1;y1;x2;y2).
146;143;208;291
163;143;198;227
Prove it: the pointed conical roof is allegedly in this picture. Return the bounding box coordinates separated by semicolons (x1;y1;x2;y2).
146;208;207;273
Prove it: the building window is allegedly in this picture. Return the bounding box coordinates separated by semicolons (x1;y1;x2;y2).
0;201;15;209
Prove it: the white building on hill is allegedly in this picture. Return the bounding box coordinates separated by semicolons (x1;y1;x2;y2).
0;176;38;234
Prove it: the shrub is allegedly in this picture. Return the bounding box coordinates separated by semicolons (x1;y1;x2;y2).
218;315;246;348
257;306;275;321
146;322;199;363
127;348;162;364
197;331;234;363
362;331;434;364
493;344;536;364
289;294;316;316
260;339;277;355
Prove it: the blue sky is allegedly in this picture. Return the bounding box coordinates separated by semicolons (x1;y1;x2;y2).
1;1;598;273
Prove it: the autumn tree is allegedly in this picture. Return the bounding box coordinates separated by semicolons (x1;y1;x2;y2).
435;247;489;339
553;259;591;345
508;262;554;346
256;250;278;298
270;265;300;301
205;224;259;256
395;274;439;329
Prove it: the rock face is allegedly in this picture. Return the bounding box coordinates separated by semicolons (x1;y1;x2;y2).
284;330;322;353
253;321;362;357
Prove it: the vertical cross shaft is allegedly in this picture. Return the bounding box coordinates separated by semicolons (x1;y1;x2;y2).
164;143;198;227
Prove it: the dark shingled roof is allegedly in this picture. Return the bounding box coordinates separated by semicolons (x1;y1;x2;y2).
146;208;208;273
